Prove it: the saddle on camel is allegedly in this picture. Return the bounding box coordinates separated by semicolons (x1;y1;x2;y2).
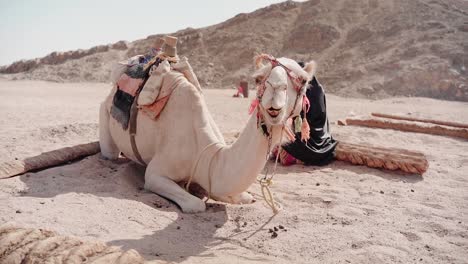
110;36;200;130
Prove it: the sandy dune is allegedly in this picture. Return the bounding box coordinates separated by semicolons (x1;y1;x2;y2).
1;79;467;263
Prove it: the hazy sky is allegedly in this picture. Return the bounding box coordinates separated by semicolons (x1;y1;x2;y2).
0;0;300;66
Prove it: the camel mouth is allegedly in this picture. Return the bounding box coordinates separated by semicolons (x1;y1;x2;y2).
267;108;281;118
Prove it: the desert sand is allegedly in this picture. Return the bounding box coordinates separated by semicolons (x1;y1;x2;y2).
1;78;467;263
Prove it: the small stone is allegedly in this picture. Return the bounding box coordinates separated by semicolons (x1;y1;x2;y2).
316;183;320;186
16;210;22;214
271;231;278;238
39;202;45;205
274;226;278;231
411;189;415;192
268;228;274;233
176;226;181;230
215;224;221;228
243;222;247;227
279;225;284;229
380;190;384;194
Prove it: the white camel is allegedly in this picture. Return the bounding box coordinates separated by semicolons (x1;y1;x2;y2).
99;55;316;213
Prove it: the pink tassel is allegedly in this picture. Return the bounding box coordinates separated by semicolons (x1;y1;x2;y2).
302;95;310;113
301;117;310;142
248;98;260;115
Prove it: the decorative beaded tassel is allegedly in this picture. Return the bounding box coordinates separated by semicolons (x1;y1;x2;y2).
301;117;310;142
294;117;302;133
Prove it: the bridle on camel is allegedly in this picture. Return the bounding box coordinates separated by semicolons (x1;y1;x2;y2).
249;54;312;213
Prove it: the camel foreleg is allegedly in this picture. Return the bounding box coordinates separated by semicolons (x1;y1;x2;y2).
144;159;206;213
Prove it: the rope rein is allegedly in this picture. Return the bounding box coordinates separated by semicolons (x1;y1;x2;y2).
252;54;311;214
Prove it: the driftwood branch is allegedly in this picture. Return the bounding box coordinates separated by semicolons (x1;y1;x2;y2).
339;116;468;140
371;112;468;129
335;141;428;175
0;142;100;179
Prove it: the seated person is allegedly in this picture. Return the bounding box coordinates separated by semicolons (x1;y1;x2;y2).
232;85;244;98
275;73;337;166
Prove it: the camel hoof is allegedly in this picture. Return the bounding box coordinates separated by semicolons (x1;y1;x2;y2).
180;199;206;213
212;192;256;204
237;192;256;204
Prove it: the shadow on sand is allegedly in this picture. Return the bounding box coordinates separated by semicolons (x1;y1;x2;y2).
17;154;228;263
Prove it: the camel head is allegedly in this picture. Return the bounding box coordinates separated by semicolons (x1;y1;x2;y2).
251;54;317;127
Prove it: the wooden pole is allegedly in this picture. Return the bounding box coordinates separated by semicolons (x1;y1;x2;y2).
371;112;468;129
339;116;468;140
0;142;100;179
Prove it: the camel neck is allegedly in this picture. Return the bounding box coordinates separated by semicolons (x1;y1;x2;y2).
203;112;283;196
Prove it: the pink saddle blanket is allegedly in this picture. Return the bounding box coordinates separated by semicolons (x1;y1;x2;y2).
117;74;144;96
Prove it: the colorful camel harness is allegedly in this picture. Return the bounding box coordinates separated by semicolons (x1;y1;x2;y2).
249;54;311;142
248;54;312;213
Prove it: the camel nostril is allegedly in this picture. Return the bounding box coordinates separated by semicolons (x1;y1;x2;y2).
268;107;282;111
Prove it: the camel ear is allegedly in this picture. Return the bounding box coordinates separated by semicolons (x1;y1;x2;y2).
252;67;267;85
303;60;317;79
254;54;265;69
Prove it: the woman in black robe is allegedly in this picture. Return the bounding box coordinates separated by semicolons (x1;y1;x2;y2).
281;75;338;166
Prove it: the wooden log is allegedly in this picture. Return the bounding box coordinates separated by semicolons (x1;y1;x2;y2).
0;142;100;179
338;116;468;140
371;112;468;129
335;141;429;175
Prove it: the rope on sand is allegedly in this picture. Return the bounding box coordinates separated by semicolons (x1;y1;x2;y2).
0;224;146;264
0;142;100;179
335;141;429;175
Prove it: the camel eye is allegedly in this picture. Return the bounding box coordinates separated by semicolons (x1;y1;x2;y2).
255;77;263;85
301;79;307;85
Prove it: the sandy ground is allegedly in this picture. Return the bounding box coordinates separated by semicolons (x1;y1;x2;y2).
0;79;467;263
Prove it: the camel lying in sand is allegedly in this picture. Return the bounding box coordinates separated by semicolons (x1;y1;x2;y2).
99;54;316;213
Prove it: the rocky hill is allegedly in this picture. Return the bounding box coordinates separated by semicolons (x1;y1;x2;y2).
1;0;467;101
